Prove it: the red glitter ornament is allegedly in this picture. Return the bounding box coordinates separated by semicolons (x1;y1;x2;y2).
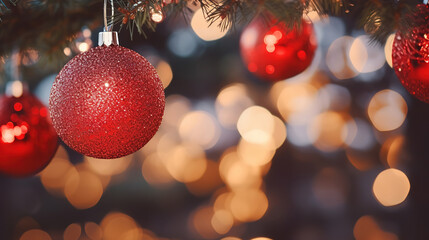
240;17;317;82
392;4;429;103
49;45;165;159
0;91;58;177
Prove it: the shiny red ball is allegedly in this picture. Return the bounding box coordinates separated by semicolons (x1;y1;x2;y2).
0;93;58;177
392;4;429;103
49;45;165;159
240;17;317;81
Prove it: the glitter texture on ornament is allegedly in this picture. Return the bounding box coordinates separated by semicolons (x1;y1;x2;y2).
49;45;165;159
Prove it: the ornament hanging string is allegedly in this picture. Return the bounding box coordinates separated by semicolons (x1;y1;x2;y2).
103;0;114;32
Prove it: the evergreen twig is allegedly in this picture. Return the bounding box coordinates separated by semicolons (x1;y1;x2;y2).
0;0;425;58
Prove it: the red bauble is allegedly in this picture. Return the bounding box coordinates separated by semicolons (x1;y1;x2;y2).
0;92;58;177
49;45;165;159
392;4;429;103
240;18;317;81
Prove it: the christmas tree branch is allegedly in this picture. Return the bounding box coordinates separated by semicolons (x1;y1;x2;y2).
0;0;102;57
0;0;425;58
0;0;16;21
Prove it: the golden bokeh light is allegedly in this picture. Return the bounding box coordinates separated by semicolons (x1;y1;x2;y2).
343;118;375;150
349;35;385;73
373;168;410;207
77;42;90;52
63;47;72;56
191;206;219;239
120;228;145;240
15;217;40;237
211;209;234;234
308;111;348;152
305;10;323;23
85;155;133;176
64;170;104;209
368;90;407;132
10;80;24;98
85;222;103;240
349;37;368;73
100;212;142;240
229;189;269;222
140;229;158;240
276;82;319;125
237;106;274;144
139;131;164;157
191;8;230;41
39;146;78;196
381;136;407;169
384;34;395;68
163;95;192;128
221;237;242;240
385;136;405;168
142;153;175;187
156;60;173;89
269;81;286;106
225;159;263;190
63;223;81;240
237;139;275;167
251;238;273;240
179;111;220;149
219;150;263;190
20;229;52;240
354;215;398;240
326;36;359;79
318;84;351;112
353;216;379;240
76;163;111;189
186;160;223;196
342;118;357;147
156;132;181;160
163;143;207;183
214;191;234;212
82;28;91;38
150;8;164;23
270;116;287;149
216;83;254;128
346;149;377;171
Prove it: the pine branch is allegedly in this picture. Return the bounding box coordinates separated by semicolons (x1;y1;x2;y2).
0;0;426;59
307;0;353;16
0;0;102;57
355;0;418;43
0;0;16;21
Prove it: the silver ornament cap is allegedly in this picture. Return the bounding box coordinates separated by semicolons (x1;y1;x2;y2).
98;31;119;46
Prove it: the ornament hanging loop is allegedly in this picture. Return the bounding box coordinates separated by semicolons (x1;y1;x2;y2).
99;0;119;46
103;0;114;32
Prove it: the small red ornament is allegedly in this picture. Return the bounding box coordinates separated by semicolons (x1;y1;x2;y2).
240;17;317;82
0;91;58;177
392;4;429;103
49;44;165;159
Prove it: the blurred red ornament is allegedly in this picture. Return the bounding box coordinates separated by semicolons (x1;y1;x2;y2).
392;4;429;103
0;91;58;177
240;17;317;82
49;45;165;159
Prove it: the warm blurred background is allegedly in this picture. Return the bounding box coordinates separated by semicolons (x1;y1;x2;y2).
1;6;429;240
